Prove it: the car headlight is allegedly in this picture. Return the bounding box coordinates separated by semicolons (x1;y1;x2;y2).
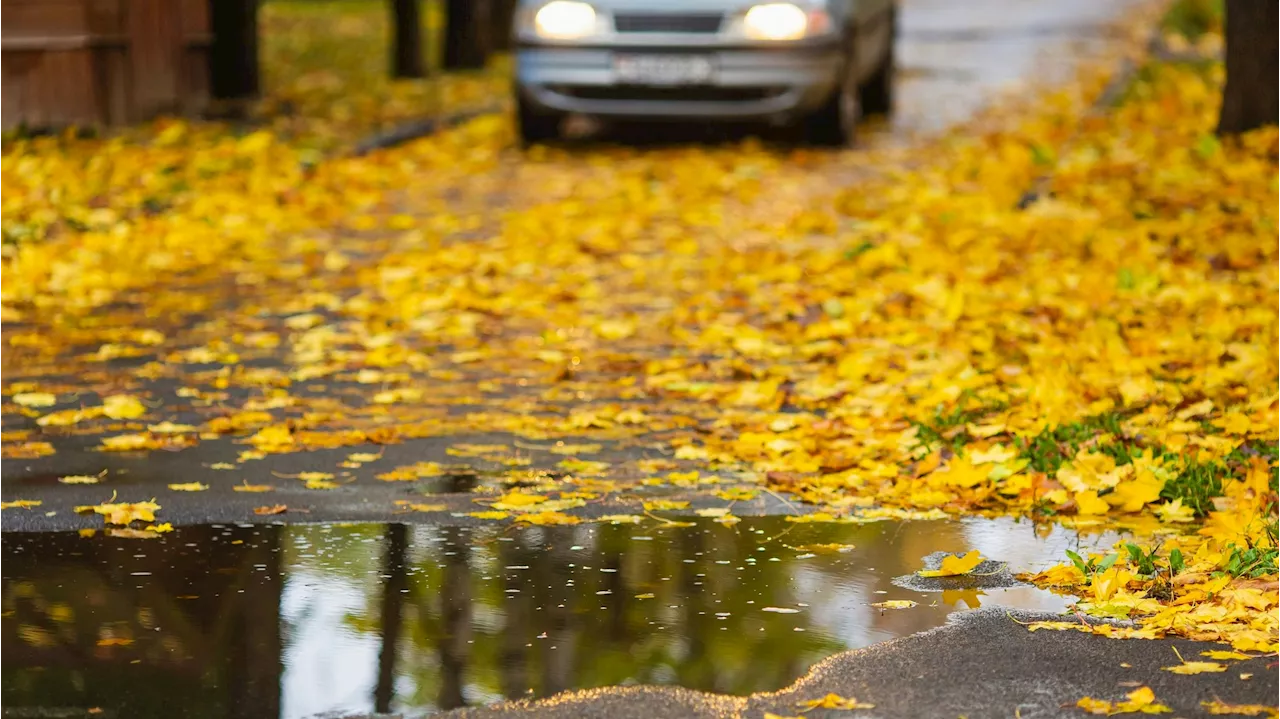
743;3;814;41
534;1;597;40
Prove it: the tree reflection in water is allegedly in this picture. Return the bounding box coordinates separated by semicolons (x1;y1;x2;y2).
2;517;1102;718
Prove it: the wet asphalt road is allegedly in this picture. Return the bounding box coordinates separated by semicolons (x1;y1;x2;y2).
440;609;1279;719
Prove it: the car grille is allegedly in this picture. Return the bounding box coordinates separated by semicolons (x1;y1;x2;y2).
554;86;786;102
613;13;724;34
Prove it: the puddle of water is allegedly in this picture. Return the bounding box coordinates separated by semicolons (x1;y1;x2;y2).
2;517;1114;718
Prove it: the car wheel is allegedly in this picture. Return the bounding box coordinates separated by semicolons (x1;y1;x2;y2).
860;12;896;116
517;95;562;146
802;60;859;147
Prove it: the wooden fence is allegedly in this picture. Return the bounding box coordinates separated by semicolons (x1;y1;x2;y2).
2;0;212;129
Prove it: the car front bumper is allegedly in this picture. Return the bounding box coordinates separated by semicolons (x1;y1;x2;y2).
516;44;842;121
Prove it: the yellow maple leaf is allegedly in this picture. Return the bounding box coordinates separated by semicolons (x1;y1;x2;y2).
492;492;548;510
12;392;57;407
643;499;690;511
148;421;199;433
1200;700;1277;717
785;512;849;523
1;500;43;510
404;503;446;512
1092;566;1135;602
59;475;102;485
233;482;274;492
249;424;294;452
918;550;984;577
75;499;160;526
597;514;644;524
1200;650;1255;660
37;407;102;426
934;455;991;488
797;693;875;710
1162;661;1226;675
168;482;208;492
796;543;856;552
98;433;161;452
101;394;147;420
1154;499;1196;523
1074;490;1110;515
713;487;758;501
515;511;581;525
871;600;918;609
1077;686;1171;715
468;510;509;520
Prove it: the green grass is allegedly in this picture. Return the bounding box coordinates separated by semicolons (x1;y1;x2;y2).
1160;460;1228;517
1221;516;1278;578
911;394;1008;452
1015;413;1125;474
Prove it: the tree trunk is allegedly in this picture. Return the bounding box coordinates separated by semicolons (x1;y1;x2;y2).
1217;0;1278;135
209;0;260;100
443;0;491;70
390;0;427;78
489;0;518;52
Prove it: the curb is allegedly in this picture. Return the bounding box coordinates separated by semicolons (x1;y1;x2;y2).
349;104;505;156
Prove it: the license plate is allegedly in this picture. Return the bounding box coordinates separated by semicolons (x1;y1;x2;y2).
613;54;715;85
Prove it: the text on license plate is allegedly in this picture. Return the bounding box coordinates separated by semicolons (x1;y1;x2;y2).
613;55;715;85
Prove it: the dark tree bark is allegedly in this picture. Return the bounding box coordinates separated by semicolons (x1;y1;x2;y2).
390;0;426;78
1217;0;1279;135
444;0;492;70
436;528;473;710
209;0;260;100
489;0;519;51
374;524;409;713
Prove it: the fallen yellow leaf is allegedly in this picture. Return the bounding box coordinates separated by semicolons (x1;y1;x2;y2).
12;392;57;407
514;510;581;525
918;550;984;578
797;693;875;710
75;499;160;526
643;499;690;511
871;600;919;609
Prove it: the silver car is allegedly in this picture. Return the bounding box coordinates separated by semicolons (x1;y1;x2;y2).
512;0;896;145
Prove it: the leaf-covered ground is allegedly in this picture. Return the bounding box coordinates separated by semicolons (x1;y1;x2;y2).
2;1;1276;672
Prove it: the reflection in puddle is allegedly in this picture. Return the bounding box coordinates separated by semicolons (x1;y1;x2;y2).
2;517;1114;718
